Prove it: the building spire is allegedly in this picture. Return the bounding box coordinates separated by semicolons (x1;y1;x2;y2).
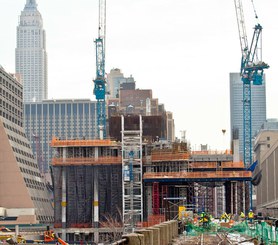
24;0;38;10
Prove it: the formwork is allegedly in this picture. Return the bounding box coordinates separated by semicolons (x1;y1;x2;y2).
53;165;122;228
51;138;123;244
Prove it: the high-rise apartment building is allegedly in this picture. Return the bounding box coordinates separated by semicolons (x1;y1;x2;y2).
230;72;266;159
24;99;97;172
16;0;48;102
0;66;53;224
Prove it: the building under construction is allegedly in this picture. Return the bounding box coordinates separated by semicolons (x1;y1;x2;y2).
50;115;252;243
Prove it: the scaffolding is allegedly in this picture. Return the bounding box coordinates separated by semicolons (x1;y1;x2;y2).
121;115;143;233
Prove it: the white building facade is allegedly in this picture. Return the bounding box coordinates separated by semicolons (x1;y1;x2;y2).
16;0;48;102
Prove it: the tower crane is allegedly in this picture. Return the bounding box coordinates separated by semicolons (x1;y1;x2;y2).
94;0;106;139
234;0;269;209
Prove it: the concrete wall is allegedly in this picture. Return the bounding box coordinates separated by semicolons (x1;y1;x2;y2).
122;220;178;245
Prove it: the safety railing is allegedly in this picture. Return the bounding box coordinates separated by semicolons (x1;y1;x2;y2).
51;157;122;166
189;161;245;169
143;170;252;179
51;137;118;147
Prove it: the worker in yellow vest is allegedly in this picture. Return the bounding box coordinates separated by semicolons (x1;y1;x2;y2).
248;209;254;223
220;212;229;222
240;211;245;221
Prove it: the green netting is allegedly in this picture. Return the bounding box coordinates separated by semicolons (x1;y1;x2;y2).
185;220;278;244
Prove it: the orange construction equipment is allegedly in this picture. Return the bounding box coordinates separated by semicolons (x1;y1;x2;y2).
44;230;68;245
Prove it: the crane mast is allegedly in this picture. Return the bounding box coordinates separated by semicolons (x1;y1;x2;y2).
234;0;269;210
94;0;106;139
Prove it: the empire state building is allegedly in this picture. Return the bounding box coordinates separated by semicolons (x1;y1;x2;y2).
16;0;48;102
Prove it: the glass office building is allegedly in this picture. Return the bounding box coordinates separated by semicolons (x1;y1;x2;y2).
230;72;266;160
24;99;97;173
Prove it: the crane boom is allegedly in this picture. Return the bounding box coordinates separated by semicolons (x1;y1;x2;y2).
94;0;106;139
234;0;269;210
234;0;249;73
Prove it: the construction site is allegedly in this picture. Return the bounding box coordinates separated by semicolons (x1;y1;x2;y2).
1;0;277;244
47;114;259;244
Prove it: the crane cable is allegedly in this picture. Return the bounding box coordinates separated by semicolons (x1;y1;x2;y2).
251;0;259;19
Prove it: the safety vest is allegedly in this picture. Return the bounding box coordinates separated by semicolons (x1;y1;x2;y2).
248;212;254;219
240;212;245;218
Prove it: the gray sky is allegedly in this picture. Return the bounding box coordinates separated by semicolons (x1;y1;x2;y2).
1;0;278;150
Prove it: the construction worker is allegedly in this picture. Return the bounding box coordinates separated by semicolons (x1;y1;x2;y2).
240;211;245;221
220;212;229;222
200;212;210;227
248;209;254;223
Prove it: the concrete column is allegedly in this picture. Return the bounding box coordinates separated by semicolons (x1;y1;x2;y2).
235;182;238;215
15;225;19;237
146;227;160;245
61;167;67;240
231;182;234;213
123;233;145;245
135;229;153;245
146;185;152;216
243;181;246;213
93;147;99;243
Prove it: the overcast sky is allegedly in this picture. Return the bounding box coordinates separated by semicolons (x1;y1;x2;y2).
1;0;278;150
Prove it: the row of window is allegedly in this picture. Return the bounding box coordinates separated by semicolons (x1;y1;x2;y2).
0;111;22;127
3;122;25;137
24;177;45;191
16;155;36;169
8;134;30;149
24;103;96;115
37;215;54;223
0;76;22;97
20;166;40;178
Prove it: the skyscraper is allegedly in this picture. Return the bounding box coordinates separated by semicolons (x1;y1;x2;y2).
230;72;266;160
16;0;47;102
0;66;53;224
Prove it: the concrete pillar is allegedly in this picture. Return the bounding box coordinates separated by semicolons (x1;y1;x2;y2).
93;147;99;243
235;181;238;215
135;229;153;245
146;185;152;217
146;227;160;245
15;225;19;237
61;166;67;241
123;233;145;245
